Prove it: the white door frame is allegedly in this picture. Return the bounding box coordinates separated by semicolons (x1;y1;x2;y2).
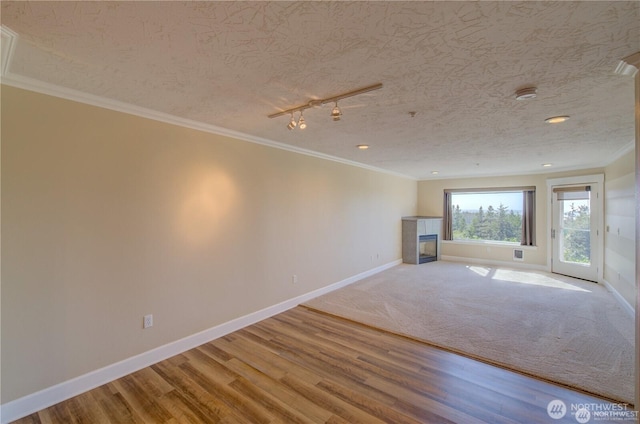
546;174;604;282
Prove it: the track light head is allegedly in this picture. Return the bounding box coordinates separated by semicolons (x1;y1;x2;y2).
298;113;306;129
331;102;342;121
287;113;297;130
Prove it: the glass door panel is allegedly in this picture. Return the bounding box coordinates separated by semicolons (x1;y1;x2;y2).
552;185;598;282
558;190;591;265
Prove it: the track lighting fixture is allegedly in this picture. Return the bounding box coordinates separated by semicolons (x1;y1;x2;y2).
331;102;342;121
268;83;383;130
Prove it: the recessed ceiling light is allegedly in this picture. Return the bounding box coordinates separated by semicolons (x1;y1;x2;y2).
542;163;553;167
431;171;439;175
357;144;369;150
515;87;537;100
545;115;570;124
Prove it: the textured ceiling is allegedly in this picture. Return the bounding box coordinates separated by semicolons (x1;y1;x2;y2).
1;1;638;179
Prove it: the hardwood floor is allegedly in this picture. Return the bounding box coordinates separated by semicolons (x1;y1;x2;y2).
14;306;629;424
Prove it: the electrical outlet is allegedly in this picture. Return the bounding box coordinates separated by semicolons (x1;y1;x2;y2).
143;314;153;329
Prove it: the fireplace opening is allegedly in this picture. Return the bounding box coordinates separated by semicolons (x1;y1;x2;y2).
419;234;437;264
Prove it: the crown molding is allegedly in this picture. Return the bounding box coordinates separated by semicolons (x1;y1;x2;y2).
615;52;640;77
1;72;415;181
604;140;636;164
1;25;18;76
417;141;634;182
4;70;632;183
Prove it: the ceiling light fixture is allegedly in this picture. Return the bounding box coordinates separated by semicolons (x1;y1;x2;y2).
268;83;383;129
542;163;553;167
357;144;369;150
545;115;570;124
515;87;537;100
298;112;306;129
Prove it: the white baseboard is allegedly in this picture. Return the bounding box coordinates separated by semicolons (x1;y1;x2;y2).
0;259;400;423
441;255;548;272
602;279;636;318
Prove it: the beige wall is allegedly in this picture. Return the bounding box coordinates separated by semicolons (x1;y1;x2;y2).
1;86;417;403
417;169;605;267
604;148;636;307
3;83;635;405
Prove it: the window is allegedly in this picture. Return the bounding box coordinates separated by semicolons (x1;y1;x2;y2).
443;188;535;245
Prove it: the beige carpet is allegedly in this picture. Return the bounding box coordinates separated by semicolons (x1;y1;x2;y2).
304;261;635;404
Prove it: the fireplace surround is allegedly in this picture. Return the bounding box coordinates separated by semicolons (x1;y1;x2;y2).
401;216;442;265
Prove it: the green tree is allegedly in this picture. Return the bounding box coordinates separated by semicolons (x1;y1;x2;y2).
468;206;485;240
483;205;497;240
452;203;523;242
497;203;509;240
506;210;522;242
453;204;466;239
563;203;590;263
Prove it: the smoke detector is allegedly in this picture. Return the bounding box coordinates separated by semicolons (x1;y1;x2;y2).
515;87;537;100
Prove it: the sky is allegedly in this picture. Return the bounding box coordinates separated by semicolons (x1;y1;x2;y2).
452;192;523;213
